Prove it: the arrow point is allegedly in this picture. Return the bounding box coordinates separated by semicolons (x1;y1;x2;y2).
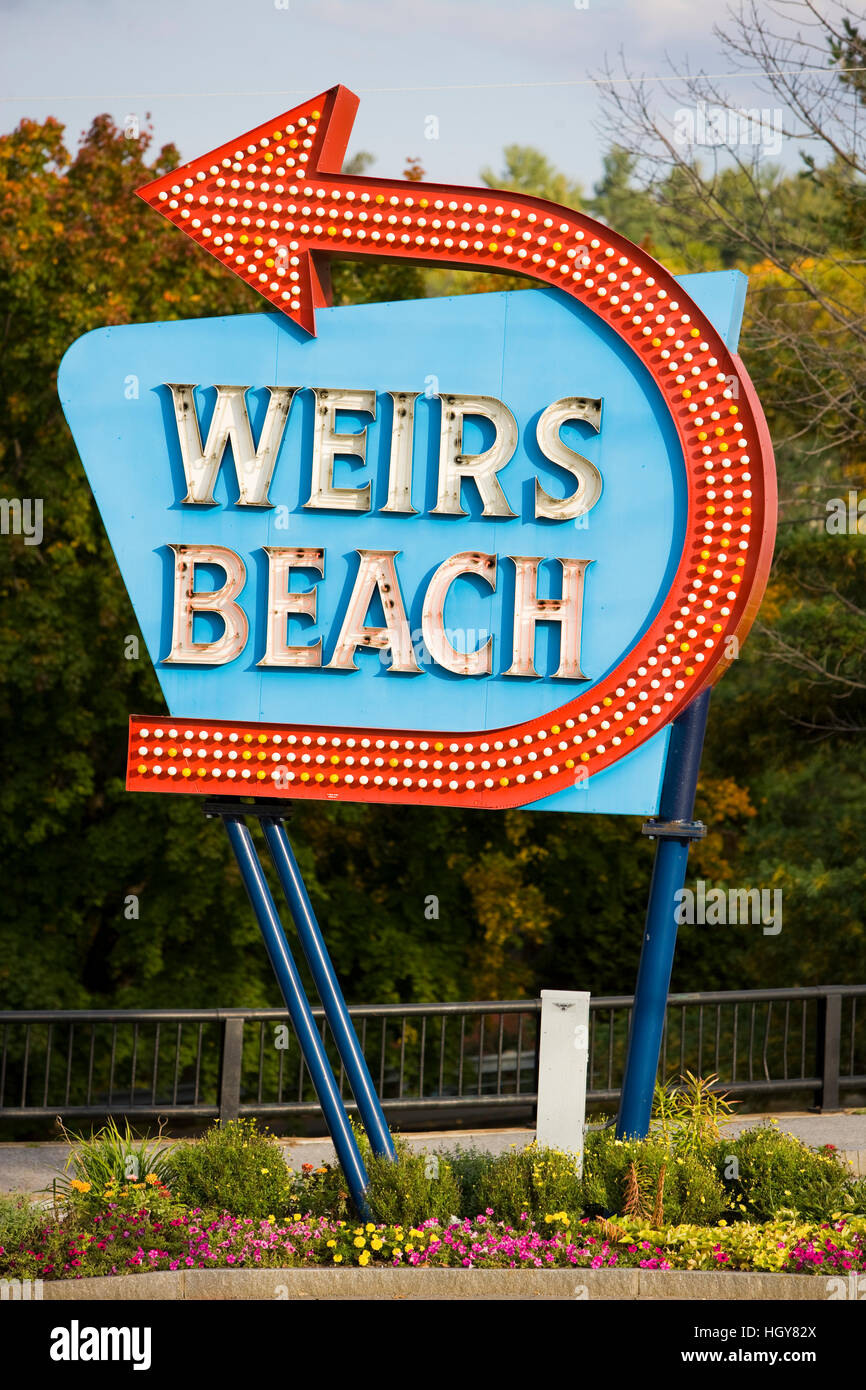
136;85;360;335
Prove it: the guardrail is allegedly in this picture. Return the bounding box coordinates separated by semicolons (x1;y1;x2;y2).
1;986;863;1127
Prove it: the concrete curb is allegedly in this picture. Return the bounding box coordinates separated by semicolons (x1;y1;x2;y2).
38;1267;836;1301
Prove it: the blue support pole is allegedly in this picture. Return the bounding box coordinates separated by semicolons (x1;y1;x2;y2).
220;813;372;1216
260;816;397;1161
616;690;711;1139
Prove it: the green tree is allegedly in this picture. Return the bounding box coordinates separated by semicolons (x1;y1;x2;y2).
586;145;660;248
0;115;426;1009
589;1;866;990
481;145;583;209
3;46;865;1025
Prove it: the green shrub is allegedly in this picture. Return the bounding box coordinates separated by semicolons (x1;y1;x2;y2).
847;1176;866;1215
718;1125;856;1222
288;1163;352;1221
583;1130;661;1217
652;1072;736;1160
170;1118;293;1220
439;1143;493;1218
54;1118;176;1214
473;1144;583;1227
0;1194;49;1258
582;1129;727;1225
666;1152;729;1224
366;1141;461;1229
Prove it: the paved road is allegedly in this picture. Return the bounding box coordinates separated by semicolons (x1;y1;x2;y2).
2;1111;864;1195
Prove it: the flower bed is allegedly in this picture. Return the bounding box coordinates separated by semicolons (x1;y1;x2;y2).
3;1097;863;1282
3;1203;865;1281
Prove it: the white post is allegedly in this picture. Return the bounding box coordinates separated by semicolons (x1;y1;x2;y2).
535;989;590;1174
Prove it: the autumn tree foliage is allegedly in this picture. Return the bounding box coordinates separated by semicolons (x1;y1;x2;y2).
2;5;865;1017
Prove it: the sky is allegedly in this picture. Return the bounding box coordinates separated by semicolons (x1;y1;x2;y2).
0;0;820;192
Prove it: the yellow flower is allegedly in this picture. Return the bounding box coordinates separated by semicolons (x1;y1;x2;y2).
326;1239;337;1248
267;1215;275;1224
261;1168;270;1175
144;1173;160;1186
353;1236;366;1248
371;1238;383;1251
293;1214;302;1222
333;1253;343;1263
358;1250;371;1266
393;1246;403;1256
365;1222;376;1232
69;1179;91;1193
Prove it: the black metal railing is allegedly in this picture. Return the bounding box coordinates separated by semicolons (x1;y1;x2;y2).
0;986;863;1126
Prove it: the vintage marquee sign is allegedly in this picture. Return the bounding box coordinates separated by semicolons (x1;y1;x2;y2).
58;85;775;815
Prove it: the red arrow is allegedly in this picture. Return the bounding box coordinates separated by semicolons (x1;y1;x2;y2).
133;85;776;808
136;83;683;343
138;85;360;333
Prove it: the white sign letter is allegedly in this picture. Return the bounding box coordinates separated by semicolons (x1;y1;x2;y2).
258;547;324;668
433;394;518;517
505;556;592;679
164;543;248;665
327;550;421;674
534;397;603;521
305;388;375;512
422;551;496;675
167;384;295;506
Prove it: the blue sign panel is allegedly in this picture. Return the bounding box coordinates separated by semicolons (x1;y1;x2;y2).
59;272;745;814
